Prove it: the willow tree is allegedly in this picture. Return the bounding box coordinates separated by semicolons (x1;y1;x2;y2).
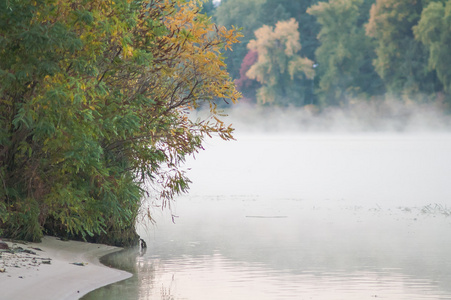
246;18;315;106
0;0;241;245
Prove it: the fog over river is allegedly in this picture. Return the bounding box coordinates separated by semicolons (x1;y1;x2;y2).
83;103;451;300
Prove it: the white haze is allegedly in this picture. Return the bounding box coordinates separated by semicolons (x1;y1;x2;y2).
184;100;451;209
224;99;451;133
128;100;451;300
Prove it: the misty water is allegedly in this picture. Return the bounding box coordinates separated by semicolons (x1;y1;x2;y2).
83;126;451;299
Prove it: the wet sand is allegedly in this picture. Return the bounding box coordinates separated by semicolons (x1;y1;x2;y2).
0;236;132;300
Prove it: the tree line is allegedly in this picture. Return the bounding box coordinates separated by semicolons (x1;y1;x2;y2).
212;0;451;108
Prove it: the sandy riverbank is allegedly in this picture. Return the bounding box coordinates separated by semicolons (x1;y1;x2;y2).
0;236;132;300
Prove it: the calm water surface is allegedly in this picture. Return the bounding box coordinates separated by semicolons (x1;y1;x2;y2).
83;133;451;300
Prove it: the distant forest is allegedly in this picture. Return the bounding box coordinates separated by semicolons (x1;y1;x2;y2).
205;0;451;109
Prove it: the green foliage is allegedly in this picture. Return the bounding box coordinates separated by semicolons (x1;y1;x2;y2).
215;0;320;79
4;197;42;242
200;0;216;15
414;0;451;98
0;0;241;245
308;0;385;106
215;0;265;79
215;0;451;107
260;0;321;61
246;19;315;106
365;0;441;98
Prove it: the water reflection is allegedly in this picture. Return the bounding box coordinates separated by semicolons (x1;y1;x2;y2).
82;134;451;300
83;196;451;300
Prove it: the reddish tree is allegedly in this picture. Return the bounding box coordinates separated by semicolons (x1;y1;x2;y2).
235;50;259;97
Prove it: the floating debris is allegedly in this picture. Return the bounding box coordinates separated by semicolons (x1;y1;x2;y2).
71;262;88;266
421;203;451;216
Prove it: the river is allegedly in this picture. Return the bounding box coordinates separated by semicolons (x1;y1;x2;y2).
82;132;451;300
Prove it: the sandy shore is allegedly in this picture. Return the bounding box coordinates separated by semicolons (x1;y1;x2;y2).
0;236;132;300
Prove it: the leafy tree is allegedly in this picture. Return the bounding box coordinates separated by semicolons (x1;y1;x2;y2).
215;0;265;79
246;18;315;106
260;0;321;61
365;0;441;98
0;0;241;245
414;0;451;99
259;0;321;104
214;0;321;103
308;0;384;106
215;0;321;81
235;50;260;101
